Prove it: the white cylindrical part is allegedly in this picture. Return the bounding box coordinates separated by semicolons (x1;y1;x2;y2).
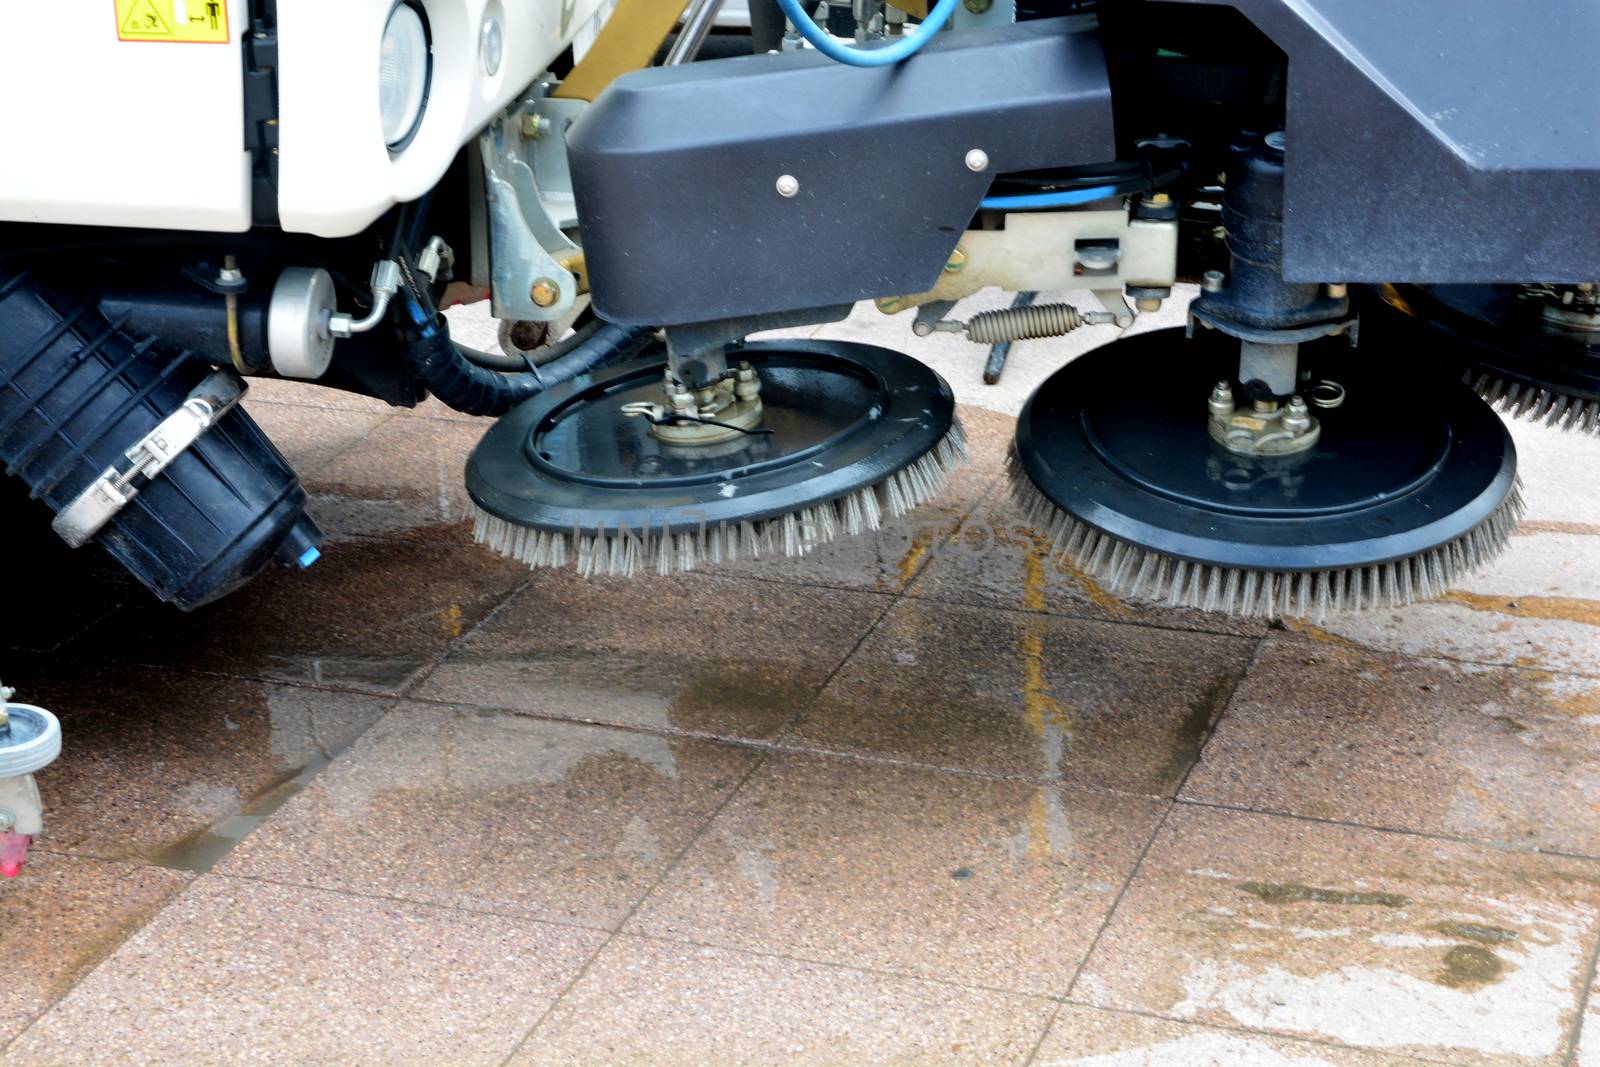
1238;341;1299;396
268;268;339;380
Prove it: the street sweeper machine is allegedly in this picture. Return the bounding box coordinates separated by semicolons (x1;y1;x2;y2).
1;0;1597;864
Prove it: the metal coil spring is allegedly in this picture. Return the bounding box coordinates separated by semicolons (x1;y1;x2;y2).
964;302;1087;345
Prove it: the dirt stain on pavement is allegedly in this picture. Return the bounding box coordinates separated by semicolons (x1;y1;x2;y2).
1278;617;1362;647
1514;520;1600;537
895;525;941;589
1238;881;1411;908
1052;555;1131;617
1436;943;1507;990
1439;591;1600;627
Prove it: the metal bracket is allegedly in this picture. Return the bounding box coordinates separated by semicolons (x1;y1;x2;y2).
479;91;587;323
879;209;1177;322
52;369;247;549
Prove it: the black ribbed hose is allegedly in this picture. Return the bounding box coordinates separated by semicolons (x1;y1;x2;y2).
397;290;655;418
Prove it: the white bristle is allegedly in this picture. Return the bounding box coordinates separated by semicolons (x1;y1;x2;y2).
1006;449;1524;622
1470;371;1600;435
470;419;967;578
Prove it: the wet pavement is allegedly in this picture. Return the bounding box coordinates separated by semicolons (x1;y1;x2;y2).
1;290;1598;1064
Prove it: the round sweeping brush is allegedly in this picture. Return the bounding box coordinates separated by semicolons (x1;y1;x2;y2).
1379;284;1600;437
1007;450;1524;621
1468;371;1600;436
1007;327;1525;622
464;338;966;578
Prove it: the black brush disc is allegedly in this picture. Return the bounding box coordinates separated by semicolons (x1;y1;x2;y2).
466;338;957;549
1013;326;1518;575
1380;284;1600;432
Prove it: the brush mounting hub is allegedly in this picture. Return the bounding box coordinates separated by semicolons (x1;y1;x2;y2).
621;361;766;446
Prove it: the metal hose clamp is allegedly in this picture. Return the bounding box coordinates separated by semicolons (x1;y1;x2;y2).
52;368;247;548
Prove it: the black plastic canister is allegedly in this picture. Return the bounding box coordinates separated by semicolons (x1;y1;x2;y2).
0;270;321;610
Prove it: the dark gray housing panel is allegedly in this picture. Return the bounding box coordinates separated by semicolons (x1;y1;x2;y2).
1178;0;1600;283
567;21;1115;326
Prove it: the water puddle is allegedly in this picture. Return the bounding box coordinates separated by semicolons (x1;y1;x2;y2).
146;740;353;874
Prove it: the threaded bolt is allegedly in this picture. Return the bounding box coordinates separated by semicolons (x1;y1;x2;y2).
530;279;559;307
1208;380;1234;418
1284;395;1313;434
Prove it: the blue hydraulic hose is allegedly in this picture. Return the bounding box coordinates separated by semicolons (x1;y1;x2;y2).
777;0;960;66
978;184;1121;210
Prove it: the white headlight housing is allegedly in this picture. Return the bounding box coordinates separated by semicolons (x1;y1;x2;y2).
379;3;430;150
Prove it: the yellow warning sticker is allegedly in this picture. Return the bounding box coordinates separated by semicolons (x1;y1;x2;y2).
116;0;229;43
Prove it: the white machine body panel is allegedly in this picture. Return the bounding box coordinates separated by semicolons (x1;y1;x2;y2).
0;1;253;230
0;0;606;236
276;0;607;236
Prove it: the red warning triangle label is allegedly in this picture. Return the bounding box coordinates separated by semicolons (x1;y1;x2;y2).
121;0;173;36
